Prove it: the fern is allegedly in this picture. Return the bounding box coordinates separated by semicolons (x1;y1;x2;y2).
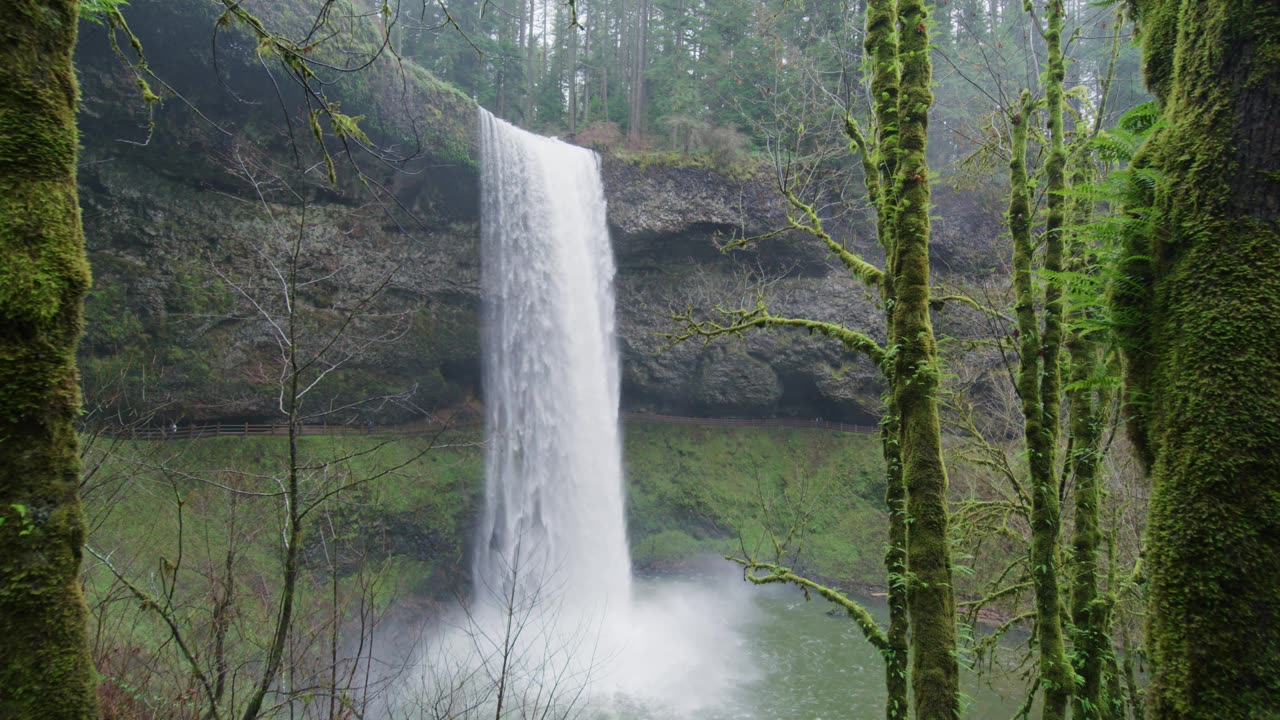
1049;102;1166;367
79;0;130;24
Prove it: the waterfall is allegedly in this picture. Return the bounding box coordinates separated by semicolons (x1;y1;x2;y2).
385;109;753;719
474;108;632;614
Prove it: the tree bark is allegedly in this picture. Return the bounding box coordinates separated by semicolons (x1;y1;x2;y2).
1034;2;1073;717
891;0;960;717
1120;1;1280;717
863;3;907;716
0;2;98;718
628;0;649;144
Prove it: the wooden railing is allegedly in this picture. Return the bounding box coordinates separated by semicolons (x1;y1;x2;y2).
621;412;878;434
105;412;878;441
107;420;477;441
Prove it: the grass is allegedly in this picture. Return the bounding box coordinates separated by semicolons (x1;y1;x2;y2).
84;422;889;598
621;422;887;584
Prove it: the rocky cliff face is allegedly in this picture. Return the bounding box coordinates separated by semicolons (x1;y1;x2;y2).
76;2;1001;425
601;156;886;423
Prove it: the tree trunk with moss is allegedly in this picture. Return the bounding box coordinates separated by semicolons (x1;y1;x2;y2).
0;2;99;718
1065;166;1116;720
1034;2;1074;715
863;1;908;716
1119;1;1280;718
880;419;910;720
1066;320;1113;720
1006;87;1072;720
891;0;959;717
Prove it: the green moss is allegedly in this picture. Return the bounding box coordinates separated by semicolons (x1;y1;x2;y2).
82;424;892;646
632;529;703;565
623;422;886;580
1120;2;1280;716
80;421;899;716
0;2;98;717
884;0;960;717
1131;0;1180;103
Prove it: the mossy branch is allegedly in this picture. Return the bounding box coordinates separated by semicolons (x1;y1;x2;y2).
213;1;391;183
780;189;884;288
665;296;886;366
843;116;884;214
928;291;1013;322
727;556;890;652
96;7;163;145
954;499;1030;523
958;581;1034;612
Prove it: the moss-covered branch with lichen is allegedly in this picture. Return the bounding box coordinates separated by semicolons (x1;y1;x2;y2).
665;297;885;366
778;189;884;288
727;556;891;652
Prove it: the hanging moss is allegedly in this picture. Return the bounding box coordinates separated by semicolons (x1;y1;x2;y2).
0;2;99;719
1119;2;1280;717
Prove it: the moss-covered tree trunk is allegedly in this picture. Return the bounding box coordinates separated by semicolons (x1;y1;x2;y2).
891;0;959;716
880;420;910;720
1119;1;1280;717
1065;166;1115;720
1067;21;1124;716
863;2;908;716
1035;2;1073;715
0;1;99;718
1006;88;1072;720
1066;320;1112;720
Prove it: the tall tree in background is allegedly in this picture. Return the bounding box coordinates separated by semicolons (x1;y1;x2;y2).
0;1;99;718
1118;1;1280;717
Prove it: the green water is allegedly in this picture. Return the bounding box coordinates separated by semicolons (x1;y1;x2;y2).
595;571;1029;720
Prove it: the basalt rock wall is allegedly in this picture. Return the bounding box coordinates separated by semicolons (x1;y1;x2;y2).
76;1;1002;425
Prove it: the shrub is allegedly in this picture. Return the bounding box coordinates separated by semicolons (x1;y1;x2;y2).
574;121;623;152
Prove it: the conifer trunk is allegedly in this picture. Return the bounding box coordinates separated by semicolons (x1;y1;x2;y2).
1120;1;1280;717
0;1;98;718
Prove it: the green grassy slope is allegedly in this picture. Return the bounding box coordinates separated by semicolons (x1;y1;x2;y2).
622;422;886;584
81;423;887;713
84;422;888;599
